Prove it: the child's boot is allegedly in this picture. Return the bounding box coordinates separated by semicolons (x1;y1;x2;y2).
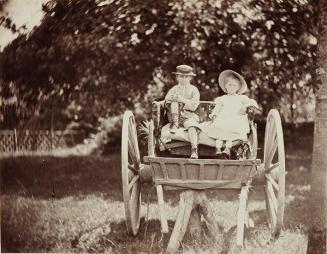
170;113;179;133
190;145;198;159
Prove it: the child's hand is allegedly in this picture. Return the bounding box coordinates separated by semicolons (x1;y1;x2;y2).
172;95;184;103
208;114;216;124
176;95;185;103
172;95;179;102
168;94;178;102
239;106;247;115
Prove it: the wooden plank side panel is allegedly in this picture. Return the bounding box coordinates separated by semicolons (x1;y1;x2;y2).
160;162;169;179
221;165;238;180
166;163;181;179
151;162;164;179
203;164;220;180
185;163;200;180
145;156;259;189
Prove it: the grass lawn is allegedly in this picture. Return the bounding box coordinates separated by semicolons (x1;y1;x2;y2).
0;147;312;253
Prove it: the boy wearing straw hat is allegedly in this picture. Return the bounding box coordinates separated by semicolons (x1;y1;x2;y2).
201;70;259;157
164;64;200;159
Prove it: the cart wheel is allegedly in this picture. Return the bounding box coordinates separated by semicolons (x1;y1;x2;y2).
122;111;141;236
263;109;285;237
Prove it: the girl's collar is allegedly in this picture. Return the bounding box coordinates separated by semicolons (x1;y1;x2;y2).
178;83;191;87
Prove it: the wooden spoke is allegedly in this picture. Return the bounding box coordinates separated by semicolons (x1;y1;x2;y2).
264;119;277;163
264;186;272;228
266;128;275;155
265;174;279;192
128;144;139;168
267;182;278;214
128;163;138;173
265;162;280;174
128;119;140;166
265;185;277;228
268;119;276;141
128;118;140;164
121;111;141;236
265;137;278;167
128;169;135;182
129;181;141;235
264;118;274;158
263;109;285;238
128;175;140;191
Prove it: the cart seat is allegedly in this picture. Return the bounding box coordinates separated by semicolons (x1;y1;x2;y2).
152;101;256;158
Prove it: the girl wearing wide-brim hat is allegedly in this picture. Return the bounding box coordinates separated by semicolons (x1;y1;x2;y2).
200;70;259;157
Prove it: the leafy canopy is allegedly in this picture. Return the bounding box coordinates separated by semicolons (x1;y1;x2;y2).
0;0;318;130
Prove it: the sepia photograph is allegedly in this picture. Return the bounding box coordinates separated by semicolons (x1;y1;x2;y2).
0;0;326;253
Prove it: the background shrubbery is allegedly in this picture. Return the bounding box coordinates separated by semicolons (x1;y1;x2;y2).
0;0;318;143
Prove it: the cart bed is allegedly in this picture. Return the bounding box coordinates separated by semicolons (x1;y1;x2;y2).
144;156;260;190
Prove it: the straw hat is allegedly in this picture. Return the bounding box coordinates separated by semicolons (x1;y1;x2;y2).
218;70;248;94
172;65;196;76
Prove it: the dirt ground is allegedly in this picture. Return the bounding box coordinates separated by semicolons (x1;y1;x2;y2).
0;145;312;253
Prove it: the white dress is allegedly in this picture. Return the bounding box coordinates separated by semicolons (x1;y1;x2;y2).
200;94;258;141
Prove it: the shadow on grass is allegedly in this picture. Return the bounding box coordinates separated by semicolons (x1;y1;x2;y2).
0;155;124;200
1;148;311;200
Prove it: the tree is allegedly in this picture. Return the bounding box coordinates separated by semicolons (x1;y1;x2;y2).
307;1;327;253
0;0;319;131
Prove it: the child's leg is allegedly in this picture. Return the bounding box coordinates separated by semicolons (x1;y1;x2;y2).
223;140;233;157
170;102;179;133
225;140;232;149
215;139;223;154
188;127;198;147
188;127;198;159
170;101;179;115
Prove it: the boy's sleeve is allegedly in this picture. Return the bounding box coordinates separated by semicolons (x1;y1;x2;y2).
183;87;200;111
165;86;175;103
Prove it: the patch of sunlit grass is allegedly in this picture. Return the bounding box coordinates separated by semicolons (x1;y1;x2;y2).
1;194;124;252
1;152;311;253
1;191;308;253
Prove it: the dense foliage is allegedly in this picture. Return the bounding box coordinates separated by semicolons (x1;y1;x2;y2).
0;0;319;132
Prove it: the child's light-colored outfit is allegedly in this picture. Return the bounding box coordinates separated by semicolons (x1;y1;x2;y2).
165;84;200;129
201;94;258;141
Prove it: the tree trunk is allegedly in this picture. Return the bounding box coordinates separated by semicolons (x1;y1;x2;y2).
307;1;327;253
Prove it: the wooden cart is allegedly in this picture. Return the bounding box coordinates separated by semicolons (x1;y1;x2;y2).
121;101;285;252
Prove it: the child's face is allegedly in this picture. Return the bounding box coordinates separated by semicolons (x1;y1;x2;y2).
176;74;192;86
225;76;241;94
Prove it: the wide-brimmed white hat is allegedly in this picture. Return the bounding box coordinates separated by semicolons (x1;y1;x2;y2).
218;70;248;94
172;65;196;76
